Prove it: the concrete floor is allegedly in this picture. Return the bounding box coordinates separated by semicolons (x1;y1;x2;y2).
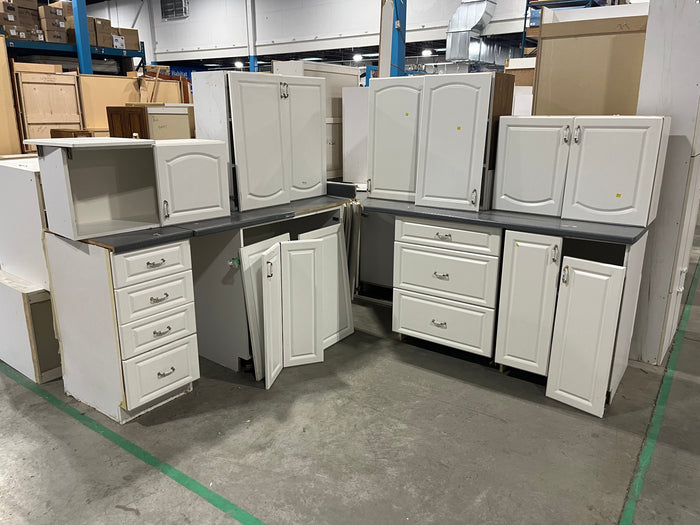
1;261;700;523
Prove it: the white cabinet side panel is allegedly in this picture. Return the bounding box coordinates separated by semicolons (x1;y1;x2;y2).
262;243;284;389
37;147;77;240
0;281;37;380
342;86;370;185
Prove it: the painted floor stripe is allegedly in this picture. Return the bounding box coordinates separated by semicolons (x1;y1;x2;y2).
619;261;700;525
0;361;265;525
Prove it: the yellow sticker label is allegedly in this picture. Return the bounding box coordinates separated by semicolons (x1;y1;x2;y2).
457;126;461;130
616;193;622;198
515;243;519;247
405;112;409;116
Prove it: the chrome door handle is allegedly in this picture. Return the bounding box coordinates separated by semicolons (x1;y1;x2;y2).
471;189;478;206
157;366;175;379
562;265;569;285
149;292;170;304
146;258;166;268
551;245;559;264
153;325;172;337
433;271;450;281
280;81;285;99
435;232;452;241
163;200;170;219
431;319;447;329
573;125;582;144
266;261;273;278
563;125;571;144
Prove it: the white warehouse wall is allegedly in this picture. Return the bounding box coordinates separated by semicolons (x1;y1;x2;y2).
88;0;526;63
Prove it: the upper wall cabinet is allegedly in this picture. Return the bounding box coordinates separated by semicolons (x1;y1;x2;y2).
367;76;423;202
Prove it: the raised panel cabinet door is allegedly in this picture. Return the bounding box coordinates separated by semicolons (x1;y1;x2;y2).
281;239;324;367
107;106;150;139
284;76;327;200
262;243;284;389
154;140;230;225
546;257;625;417
495;231;562;375
299;224;354;348
493;116;573;216
561;116;664;226
415;73;493;211
228;72;290;211
367;76;423;201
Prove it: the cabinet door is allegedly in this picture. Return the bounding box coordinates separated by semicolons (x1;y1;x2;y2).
561;116;664;226
367;76;423;201
495;231;562;375
546;257;625;417
107;106;149;139
228;72;290;211
281;239;324;366
154;140;230;225
284;76;327;200
262;243;284;389
415;73;493;211
493;116;573;216
299;224;354;348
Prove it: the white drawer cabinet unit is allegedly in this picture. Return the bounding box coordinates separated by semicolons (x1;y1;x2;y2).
27;138;230;240
44;234;200;423
392;216;502;357
493;116;670;226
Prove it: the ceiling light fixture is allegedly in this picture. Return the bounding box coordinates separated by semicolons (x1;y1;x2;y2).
353;53;363;62
234;60;244;68
421;49;433;57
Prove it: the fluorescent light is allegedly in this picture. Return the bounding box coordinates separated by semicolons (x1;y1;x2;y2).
301;57;323;61
234;61;244;68
353;53;363;62
421;49;433;57
435;48;447;52
363;52;379;58
203;63;220;67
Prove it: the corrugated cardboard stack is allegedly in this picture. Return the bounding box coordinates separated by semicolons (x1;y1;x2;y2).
93;16;113;47
38;2;67;43
66;15;97;46
1;0;44;42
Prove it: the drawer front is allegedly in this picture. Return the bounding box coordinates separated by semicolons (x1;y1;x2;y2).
395;217;501;256
119;303;197;360
123;334;200;410
394;242;499;307
111;241;192;289
392;289;495;357
115;271;194;324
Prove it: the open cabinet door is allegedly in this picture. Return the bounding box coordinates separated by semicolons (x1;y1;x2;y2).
299;224;354;348
262;243;284;389
240;233;291;381
281;239;324;366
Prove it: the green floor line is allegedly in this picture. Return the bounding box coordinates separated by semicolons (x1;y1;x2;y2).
619;261;700;525
0;361;265;525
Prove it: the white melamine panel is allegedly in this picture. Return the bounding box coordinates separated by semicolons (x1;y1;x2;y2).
111;241;192;289
154;140;230;225
546;257;625;417
240;233;291;381
342;86;370;185
281;239;323;367
367;76;423;201
262;243;283;389
299;224;354;348
326;122;343;177
415;73;492;211
228;72;290;211
393;289;495;357
562;116;664;226
395;217;501;256
394;242;499;307
285;77;327;200
495;231;561;375
118;303;196;361
122;334;200;411
493;116;573;216
114;271;194;325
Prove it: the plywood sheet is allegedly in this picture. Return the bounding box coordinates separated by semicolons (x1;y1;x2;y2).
0;36;21;155
79;75;140;130
139;77;183;104
12;61;62;74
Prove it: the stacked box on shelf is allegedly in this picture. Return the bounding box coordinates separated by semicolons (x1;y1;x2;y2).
93;16;114;47
66;15;97;46
39;3;67;43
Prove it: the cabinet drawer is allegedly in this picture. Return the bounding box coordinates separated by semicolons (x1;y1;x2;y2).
111;241;191;289
119;303;197;360
395;217;501;256
115;271;194;324
122;334;200;411
393;289;494;357
394;242;499;307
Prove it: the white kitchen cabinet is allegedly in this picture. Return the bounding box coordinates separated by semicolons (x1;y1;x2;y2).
493;116;573;216
342;86;369;185
262;243;284;389
415;73;493;211
561;116;669;226
367;76;423;201
495;231;562;375
546;257;625;417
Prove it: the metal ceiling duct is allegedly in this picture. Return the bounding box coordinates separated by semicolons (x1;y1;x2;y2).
446;0;497;62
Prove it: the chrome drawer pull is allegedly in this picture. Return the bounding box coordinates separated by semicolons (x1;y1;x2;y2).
435;232;452;241
551;245;559;264
157;366;175;379
149;292;170;304
153;325;172;337
433;271;450;281
562;265;570;285
146;258;166;268
431;319;447;329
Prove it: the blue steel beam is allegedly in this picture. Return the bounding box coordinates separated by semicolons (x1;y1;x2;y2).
249;55;258;72
72;0;92;74
390;0;406;76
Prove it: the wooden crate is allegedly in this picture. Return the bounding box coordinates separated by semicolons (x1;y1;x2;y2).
139;77;183;104
50;129;95;138
0;37;21;155
78;74;140;134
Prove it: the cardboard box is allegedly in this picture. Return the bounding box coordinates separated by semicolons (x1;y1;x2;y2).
0;2;18;15
43;28;66;43
66;15;96;46
40;17;65;32
49;1;71;16
0;11;16;23
7;0;36;9
93;17;111;34
16;6;38;27
29;27;44;41
38;5;66;19
3;24;29;39
95;31;112;47
118;27;139;50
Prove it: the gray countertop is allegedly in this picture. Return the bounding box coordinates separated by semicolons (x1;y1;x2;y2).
359;195;647;244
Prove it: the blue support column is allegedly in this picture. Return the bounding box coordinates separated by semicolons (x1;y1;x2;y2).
72;0;92;74
249;55;258;72
390;0;406;76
